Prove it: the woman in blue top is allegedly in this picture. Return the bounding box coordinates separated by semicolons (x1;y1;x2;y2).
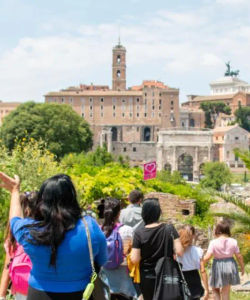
0;172;107;300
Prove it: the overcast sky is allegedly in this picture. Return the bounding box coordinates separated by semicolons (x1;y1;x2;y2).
0;0;250;103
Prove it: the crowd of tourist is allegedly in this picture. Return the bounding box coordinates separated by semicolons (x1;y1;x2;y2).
0;171;245;300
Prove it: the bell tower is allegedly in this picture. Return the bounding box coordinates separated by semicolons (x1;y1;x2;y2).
112;40;126;91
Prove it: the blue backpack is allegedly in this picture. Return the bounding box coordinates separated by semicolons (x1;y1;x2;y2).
104;225;124;269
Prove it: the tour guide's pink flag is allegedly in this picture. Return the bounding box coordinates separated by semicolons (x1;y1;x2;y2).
144;161;157;180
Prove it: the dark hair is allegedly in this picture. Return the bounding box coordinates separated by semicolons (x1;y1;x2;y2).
215;221;231;237
6;191;37;254
25;174;82;266
102;197;120;237
129;190;143;204
141;198;161;225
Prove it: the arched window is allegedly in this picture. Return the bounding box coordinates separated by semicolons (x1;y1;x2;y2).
111;127;118;141
117;55;121;64
143;127;151;141
117;70;121;78
189;119;195;127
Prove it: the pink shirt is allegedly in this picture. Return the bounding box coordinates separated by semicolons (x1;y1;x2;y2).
207;237;240;259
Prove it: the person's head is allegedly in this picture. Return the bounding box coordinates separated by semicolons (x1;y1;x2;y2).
128;190;144;204
102;197;121;237
6;191;37;252
141;198;161;225
20;191;37;218
178;225;195;250
28;174;82;266
214;220;231;237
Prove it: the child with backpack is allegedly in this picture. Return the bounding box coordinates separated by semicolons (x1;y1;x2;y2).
204;221;244;300
177;225;209;300
100;197;137;299
0;192;36;300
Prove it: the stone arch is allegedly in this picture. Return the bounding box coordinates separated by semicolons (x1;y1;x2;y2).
164;163;172;172
178;153;193;181
111;127;118;141
143;127;151;141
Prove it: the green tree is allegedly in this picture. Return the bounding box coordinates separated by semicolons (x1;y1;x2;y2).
0;102;93;158
0;140;61;269
234;149;250;169
200;101;231;128
235;106;250;132
200;162;232;190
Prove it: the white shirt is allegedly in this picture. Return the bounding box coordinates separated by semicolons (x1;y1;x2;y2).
177;245;203;271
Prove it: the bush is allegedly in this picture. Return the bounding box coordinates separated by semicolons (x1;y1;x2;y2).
200;162;232;190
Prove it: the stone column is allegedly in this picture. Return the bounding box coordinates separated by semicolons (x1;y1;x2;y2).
172;146;177;171
156;144;163;171
193;146;199;182
107;130;112;153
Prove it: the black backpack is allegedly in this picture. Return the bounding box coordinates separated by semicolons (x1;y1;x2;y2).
153;225;191;300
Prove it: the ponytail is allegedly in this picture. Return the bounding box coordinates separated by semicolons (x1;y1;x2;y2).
102;198;121;237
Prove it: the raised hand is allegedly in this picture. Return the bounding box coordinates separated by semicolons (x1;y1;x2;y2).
0;172;20;192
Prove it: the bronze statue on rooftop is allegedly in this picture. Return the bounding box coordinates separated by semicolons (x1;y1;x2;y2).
225;61;239;77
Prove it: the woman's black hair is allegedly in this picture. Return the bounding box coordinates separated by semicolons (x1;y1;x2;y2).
25;174;82;266
102;197;120;237
141;198;161;225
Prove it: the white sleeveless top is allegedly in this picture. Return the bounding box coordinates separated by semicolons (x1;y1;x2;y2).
177;245;203;271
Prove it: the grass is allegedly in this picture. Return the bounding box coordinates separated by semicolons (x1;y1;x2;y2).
231;172;249;184
231;292;250;299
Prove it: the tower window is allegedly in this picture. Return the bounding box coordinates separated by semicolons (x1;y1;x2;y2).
171;100;174;105
122;113;125;117
159;99;162;105
144;113;147;117
89;98;93;102
133;147;137;152
117;70;121;78
122;99;126;103
90;106;93;110
137;98;140;103
101;105;103;110
113;105;116;110
123;147;127;152
137;113;139;117
100;98;104;102
117;55;121;64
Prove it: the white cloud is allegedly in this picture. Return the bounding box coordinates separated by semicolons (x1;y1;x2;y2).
216;0;249;4
0;3;250;103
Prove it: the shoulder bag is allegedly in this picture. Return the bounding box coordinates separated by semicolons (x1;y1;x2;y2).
82;217;110;300
153;225;191;300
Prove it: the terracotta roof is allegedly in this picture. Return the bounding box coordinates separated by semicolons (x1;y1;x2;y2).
190;94;235;102
0;102;21;107
213;125;241;133
130;80;169;91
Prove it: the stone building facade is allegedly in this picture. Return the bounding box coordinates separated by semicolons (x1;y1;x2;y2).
156;129;214;181
0;101;21;125
45;42;180;164
213;125;249;168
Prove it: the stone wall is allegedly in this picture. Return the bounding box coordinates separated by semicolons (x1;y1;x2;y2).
145;192;210;249
112;141;156;165
145;192;196;221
